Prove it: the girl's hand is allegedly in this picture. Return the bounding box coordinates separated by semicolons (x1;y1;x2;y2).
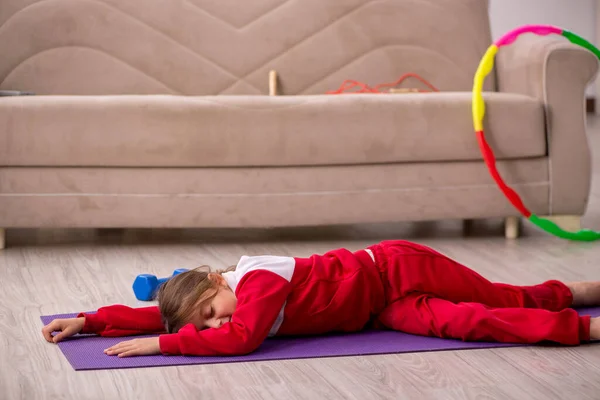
104;337;161;357
42;317;85;343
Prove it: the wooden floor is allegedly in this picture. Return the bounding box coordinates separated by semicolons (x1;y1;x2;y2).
2;119;600;400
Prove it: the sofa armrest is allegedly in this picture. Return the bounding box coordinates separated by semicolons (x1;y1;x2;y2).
495;35;598;215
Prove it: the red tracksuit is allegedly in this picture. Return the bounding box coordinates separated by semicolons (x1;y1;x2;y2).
80;240;590;356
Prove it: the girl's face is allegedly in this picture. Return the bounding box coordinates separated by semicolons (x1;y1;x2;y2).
189;277;238;330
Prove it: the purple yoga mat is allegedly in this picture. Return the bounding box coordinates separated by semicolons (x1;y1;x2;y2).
41;308;600;371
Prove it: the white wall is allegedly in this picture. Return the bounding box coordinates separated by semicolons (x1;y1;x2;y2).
489;0;597;96
489;0;596;43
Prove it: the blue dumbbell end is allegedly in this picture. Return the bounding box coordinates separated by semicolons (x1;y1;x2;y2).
132;274;159;301
173;268;188;276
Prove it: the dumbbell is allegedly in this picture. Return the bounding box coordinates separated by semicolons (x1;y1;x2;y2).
132;268;188;301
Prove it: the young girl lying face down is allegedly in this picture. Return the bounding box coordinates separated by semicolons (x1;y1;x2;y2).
42;240;600;357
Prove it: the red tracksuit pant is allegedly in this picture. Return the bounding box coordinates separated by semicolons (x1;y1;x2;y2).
370;241;590;344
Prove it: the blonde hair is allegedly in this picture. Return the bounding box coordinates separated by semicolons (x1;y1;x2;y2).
156;265;235;333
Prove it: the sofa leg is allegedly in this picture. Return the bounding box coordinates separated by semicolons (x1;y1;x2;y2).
505;216;520;239
462;219;475;235
0;228;5;249
538;215;582;232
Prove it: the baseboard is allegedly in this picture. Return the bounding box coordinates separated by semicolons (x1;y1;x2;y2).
587;96;595;113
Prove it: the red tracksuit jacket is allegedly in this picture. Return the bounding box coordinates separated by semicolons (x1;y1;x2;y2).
81;247;383;355
80;241;590;355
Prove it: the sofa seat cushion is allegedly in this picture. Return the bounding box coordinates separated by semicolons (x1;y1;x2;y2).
0;93;545;167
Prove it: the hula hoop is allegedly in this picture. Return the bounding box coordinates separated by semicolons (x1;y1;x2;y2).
472;25;600;241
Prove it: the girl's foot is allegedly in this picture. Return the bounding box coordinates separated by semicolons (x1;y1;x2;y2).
590;317;600;340
566;281;600;307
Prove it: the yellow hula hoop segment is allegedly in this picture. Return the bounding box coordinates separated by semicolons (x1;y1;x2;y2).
472;45;497;132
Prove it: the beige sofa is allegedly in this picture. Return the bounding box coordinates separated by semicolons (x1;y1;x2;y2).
0;0;597;248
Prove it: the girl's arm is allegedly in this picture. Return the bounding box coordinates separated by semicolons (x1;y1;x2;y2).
79;305;165;336
159;270;292;356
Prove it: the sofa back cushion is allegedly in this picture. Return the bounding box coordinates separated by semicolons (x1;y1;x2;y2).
0;0;495;95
